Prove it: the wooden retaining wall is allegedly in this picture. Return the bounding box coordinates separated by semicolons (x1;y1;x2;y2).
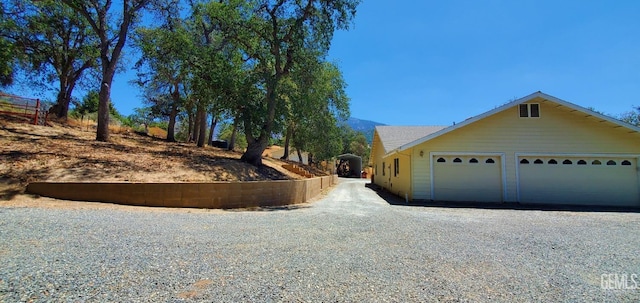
26;175;338;209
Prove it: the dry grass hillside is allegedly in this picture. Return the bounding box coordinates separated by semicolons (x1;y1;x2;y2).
0;116;323;200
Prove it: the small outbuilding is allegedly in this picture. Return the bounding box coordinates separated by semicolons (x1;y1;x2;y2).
370;91;640;207
337;153;362;178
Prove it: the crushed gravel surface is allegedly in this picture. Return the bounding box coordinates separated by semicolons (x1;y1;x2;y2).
1;179;639;302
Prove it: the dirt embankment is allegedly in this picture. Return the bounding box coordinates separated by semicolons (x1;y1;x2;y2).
0;119;310;200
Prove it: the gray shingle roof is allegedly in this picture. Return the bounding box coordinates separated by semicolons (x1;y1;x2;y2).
375;125;447;154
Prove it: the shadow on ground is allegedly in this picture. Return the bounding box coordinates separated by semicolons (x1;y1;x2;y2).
365;183;640;213
223;204;311;212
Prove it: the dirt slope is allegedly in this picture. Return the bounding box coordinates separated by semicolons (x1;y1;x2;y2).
0;119;304;200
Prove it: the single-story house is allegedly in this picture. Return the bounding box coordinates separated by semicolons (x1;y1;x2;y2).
370;91;640;207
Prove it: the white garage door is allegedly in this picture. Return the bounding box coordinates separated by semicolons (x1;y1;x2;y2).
432;155;503;202
518;156;640;206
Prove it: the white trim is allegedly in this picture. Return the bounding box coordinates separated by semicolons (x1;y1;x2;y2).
518;103;541;119
429;154;434;200
430;152;507;202
386;91;640;158
514;152;640;202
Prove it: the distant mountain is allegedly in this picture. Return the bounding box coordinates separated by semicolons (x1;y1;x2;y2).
345;117;386;144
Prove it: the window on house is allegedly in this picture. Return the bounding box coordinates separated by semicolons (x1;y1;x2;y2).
469;158;478;163
453;158;462;163
534;159;543;164
437;157;446;163
563;159;573;165
519;103;540;118
548;159;557;164
519;104;528;117
382;161;385;176
375;164;378;175
530;104;540;117
486;158;495;164
622;160;632;166
592;160;601;165
394;158;399;176
577;160;587;165
607;160;617;166
520;159;529;164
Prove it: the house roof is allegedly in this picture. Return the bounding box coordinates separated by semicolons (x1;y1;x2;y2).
375;125;447;154
388;91;640;156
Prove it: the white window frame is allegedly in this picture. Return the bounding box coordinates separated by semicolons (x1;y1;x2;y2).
519;103;540;118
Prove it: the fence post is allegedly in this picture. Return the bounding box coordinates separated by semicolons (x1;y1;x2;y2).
33;99;40;125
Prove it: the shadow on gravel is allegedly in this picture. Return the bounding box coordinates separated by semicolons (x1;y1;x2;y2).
365;183;640;213
223;204;311;212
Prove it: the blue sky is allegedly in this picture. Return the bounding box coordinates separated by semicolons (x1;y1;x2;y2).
328;0;640;125
7;0;640;126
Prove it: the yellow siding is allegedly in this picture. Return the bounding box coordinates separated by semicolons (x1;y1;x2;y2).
382;153;412;200
411;99;640;201
371;132;386;188
371;131;413;199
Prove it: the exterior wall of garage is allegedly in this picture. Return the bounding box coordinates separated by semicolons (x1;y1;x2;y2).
410;99;640;202
380;152;412;200
370;132;386;188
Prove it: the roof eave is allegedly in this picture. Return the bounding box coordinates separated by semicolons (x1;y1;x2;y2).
395;91;640;153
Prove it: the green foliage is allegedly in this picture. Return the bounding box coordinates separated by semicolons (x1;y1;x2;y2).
618;107;640;126
3;0;99;117
289;61;351;163
213;0;361;165
217;122;247;150
0;2;18;87
70;90;123;121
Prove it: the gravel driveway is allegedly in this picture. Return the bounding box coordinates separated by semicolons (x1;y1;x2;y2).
1;178;639;302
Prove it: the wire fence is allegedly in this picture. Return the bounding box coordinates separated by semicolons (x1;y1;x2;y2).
0;92;50;125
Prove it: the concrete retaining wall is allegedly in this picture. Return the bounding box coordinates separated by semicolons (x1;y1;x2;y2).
26;175;338;209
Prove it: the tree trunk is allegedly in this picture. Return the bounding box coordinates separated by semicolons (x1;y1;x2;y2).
240;137;268;166
197;108;207;148
192;108;201;144
166;104;177;142
228;118;239;151
240;78;279;166
187;111;193;142
297;148;303;163
281;124;292;160
96;76;112;141
207;115;217;146
55;79;73;120
308;153;314;166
